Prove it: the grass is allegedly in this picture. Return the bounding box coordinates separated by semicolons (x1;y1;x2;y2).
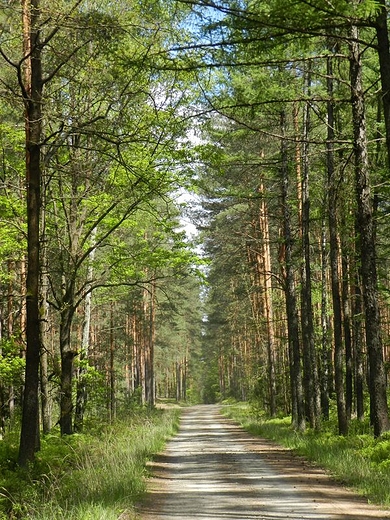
5;400;390;516
221;401;390;508
0;407;181;520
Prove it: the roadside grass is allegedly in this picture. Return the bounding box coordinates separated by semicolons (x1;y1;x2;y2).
0;407;180;520
221;401;390;508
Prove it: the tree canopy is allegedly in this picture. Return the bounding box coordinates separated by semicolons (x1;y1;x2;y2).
0;0;390;469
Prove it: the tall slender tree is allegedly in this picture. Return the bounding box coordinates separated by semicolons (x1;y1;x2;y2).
18;0;43;466
326;46;348;436
279;108;305;432
350;21;390;436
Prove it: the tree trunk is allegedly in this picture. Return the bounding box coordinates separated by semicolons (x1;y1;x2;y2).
352;245;365;422
375;0;390;166
340;232;353;421
74;228;96;432
141;297;147;405
300;70;320;430
327;51;348;436
350;24;390;436
259;182;277;417
279;109;305;432
18;0;43;466
40;348;51;434
249;189;277;416
74;296;92;431
0;322;3;439
176;361;181;402
59;302;76;435
109;302;116;421
143;281;155;407
40;189;52;434
320;207;330;420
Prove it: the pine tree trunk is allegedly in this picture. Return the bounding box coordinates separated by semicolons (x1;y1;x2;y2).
375;0;390;166
320;208;330;420
18;0;43;466
259;183;277;417
176;362;181;401
140;303;146;404
142;290;149;405
124;314;131;399
40;349;51;434
0;327;3;439
300;70;320;430
279;109;305;432
59;303;76;435
350;24;390;436
144;281;155;407
326;50;348;436
40;196;52;434
340;234;353;421
352;248;365;422
74;228;96;432
109;303;116;421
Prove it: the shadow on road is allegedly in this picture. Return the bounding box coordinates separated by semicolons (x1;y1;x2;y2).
139;406;390;520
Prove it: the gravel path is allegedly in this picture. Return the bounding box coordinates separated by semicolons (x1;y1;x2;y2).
138;405;390;520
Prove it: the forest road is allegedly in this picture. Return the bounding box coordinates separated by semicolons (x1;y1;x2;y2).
137;405;390;520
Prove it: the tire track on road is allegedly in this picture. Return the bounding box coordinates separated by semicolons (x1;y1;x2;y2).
138;405;390;520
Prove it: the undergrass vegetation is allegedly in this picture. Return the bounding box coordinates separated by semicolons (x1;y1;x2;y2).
0;407;180;519
221;401;390;508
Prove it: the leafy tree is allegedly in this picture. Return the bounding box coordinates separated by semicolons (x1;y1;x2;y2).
0;0;201;461
178;0;390;436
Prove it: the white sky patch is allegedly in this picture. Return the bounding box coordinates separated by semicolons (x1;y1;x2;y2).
175;188;199;240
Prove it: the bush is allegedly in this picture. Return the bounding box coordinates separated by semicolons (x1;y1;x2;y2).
0;407;180;519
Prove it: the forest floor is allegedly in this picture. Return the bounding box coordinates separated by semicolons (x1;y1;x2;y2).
136;405;390;520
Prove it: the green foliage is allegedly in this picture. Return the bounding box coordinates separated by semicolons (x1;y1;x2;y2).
0;408;180;519
354;0;381;18
74;361;107;413
154;273;204;402
0;339;25;387
0;139;26;281
361;432;390;470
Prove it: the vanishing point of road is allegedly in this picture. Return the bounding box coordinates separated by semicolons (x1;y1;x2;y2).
138;405;390;520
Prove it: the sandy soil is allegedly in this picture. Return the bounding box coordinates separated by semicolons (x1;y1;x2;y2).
137;405;390;520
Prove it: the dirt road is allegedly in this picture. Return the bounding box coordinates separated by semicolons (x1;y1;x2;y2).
138;405;390;520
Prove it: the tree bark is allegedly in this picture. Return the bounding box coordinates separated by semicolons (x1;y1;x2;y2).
59;301;76;435
109;302;116;421
18;0;43;466
300;69;320;430
327;51;348;436
142;281;155;407
352;242;365;422
320;208;330;420
40;186;52;434
279;109;305;432
259;183;277;417
350;23;390;436
74;227;96;432
340;231;353;421
375;0;390;166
